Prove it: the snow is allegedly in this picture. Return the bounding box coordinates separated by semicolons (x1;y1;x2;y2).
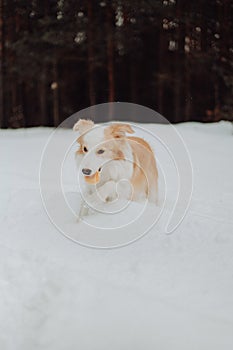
0;121;233;349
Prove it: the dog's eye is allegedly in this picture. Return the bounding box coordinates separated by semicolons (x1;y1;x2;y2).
97;149;105;155
83;146;88;153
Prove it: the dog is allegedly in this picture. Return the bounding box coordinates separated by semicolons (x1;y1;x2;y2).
73;119;158;219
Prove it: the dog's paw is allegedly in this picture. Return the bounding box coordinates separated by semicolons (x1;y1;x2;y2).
105;193;117;202
85;192;112;212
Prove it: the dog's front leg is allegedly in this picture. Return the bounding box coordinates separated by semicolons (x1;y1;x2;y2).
96;180;117;203
77;199;90;221
84;180;117;211
77;181;118;219
77;184;96;220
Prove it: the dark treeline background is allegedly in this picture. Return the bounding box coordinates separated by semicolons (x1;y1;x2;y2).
0;0;232;128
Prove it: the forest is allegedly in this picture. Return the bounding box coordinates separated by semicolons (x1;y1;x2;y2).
0;0;232;127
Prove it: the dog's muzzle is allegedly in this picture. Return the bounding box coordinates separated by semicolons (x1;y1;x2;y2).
84;171;100;184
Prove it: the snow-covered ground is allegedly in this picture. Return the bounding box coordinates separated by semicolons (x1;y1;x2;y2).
0;121;233;349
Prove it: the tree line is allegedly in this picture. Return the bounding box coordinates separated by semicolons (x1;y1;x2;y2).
0;0;232;128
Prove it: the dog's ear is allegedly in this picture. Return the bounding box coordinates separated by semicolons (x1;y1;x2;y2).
106;123;134;139
73;119;94;134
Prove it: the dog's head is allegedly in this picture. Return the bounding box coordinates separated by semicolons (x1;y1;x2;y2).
73;119;134;184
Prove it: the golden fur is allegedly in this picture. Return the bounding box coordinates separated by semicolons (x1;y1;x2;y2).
103;124;158;201
74;120;158;203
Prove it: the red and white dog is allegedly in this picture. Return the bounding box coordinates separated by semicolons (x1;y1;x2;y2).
73;119;158;219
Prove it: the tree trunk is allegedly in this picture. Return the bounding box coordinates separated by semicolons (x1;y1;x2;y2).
157;18;165;115
52;61;59;126
184;59;191;121
130;58;138;103
0;0;4;127
106;2;115;103
184;14;192;122
174;0;185;122
217;0;230;120
87;0;96;106
156;9;168;115
39;68;47;126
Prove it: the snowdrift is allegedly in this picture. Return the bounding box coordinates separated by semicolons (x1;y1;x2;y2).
0;121;233;350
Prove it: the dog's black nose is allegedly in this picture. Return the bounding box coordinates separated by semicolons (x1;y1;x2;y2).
82;168;92;176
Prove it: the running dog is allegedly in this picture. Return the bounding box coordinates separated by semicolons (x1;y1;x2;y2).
73;119;158;219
